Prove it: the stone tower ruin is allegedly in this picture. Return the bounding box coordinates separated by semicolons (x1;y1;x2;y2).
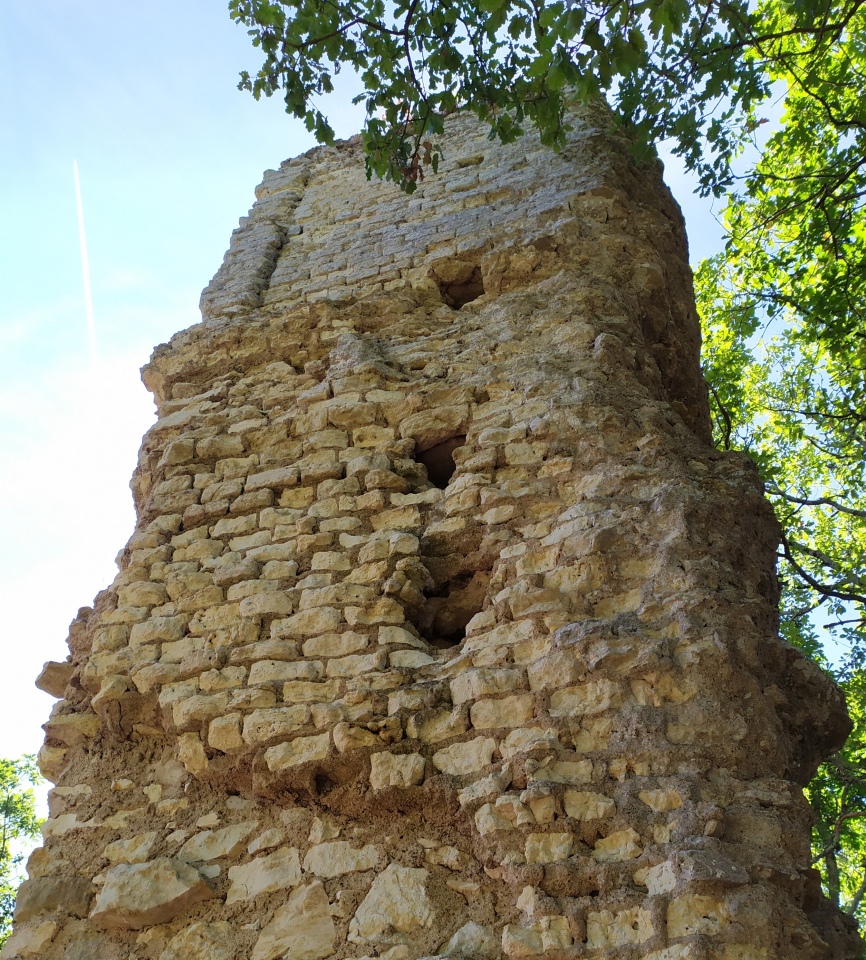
6;105;861;960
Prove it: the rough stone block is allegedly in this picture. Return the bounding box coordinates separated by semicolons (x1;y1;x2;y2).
90;859;215;929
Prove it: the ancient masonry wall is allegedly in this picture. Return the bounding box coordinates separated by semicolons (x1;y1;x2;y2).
6;106;860;960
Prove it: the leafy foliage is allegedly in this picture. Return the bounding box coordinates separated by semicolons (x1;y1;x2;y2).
0;757;43;946
228;0;773;191
695;0;866;931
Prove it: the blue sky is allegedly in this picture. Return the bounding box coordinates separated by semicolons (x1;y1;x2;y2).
0;1;724;763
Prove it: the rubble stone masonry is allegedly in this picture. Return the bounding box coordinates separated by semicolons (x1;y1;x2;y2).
7;104;862;959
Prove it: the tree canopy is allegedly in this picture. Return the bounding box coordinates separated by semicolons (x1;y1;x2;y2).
229;0;866;934
0;757;42;946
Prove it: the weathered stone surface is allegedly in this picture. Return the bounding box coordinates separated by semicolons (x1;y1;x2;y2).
90;858;215;929
369;752;425;789
226;846;302;903
103;832;158;865
179;821;258;862
563;790;615;821
0;920;57;957
14;878;92;922
264;732;330;770
35;662;74;698
432;738;496;776
251;881;335;960
160;921;233;960
586;907;655;948
16;104;859;960
302;840;381;877
348;864;434;942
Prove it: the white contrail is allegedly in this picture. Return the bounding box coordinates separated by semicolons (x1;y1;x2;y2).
73;160;97;365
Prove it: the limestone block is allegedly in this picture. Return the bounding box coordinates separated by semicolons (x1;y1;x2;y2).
90;858;216;929
390;650;436;669
42;711;101;747
132;663;181;695
370;752;426;789
197;435;244;459
432;738;496;776
450;668;522;704
525;651;586;692
233;637;299;662
406;708;469;744
226;846;302;903
425;921;495;958
344;598;406;627
159;921;233;960
369;506;421;533
242;705;309;744
495;794;535;825
0;921;57;957
311;550;351;571
586;907;654;948
103;832;158;865
250;660;323;685
230;688;277;711
548;679;622;717
470;695;534;730
461;620;534;655
643;860;678;895
14;878;92;923
563;790;616;821
303;632;368;657
118;582;168;608
303;841;381;877
251;881;335;960
399;406;469;448
265;732;331;771
172;693;229;730
238;592;293;618
524;833;573;863
527;758;592;784
199;666;248;692
273;607;342;636
667;894;729;938
245;465;300;492
35;661;74;698
639;787;684;812
474;804;513;835
325;650;388;678
502;917;572;957
348;864;434;942
592;828;643;862
284;679;342;703
333;722;380;752
130;616;185;646
499;727;562;758
208;714;244;751
179;821;259;862
249;828;285;854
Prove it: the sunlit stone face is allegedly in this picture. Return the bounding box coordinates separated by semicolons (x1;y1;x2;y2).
18;108;856;960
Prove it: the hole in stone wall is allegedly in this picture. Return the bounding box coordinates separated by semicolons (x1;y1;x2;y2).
415;570;490;649
429;259;485;309
416;435;465;489
444;266;485;308
314;773;334;797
